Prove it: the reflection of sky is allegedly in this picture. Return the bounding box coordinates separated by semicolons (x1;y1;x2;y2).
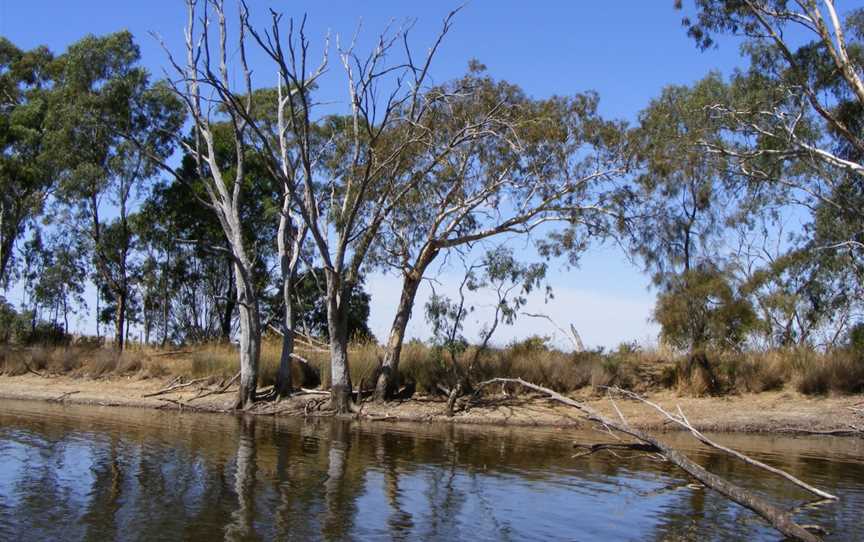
0;429;96;540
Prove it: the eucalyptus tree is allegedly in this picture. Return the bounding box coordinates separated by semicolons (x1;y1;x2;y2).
678;0;864;267
138;121;279;348
626;74;751;349
31;233;88;335
0;38;54;285
48;31;183;351
369;66;626;400
239;7;522;412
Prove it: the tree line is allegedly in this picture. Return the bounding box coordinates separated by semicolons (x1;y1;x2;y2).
1;0;863;411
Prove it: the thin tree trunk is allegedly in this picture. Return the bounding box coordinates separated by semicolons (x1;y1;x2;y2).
161;251;170;347
275;200;304;398
221;288;236;342
233;259;260;410
374;273;422;401
115;291;126;352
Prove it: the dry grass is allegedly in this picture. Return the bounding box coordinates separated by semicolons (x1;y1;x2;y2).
1;337;862;398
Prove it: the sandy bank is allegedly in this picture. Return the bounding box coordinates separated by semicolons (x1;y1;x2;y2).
0;374;861;435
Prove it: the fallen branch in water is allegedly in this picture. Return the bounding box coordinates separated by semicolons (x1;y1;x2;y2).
156;397;228;413
606;386;838;501
473;377;823;542
778;426;863;437
143;376;210;398
572;442;657;458
48;390;80;403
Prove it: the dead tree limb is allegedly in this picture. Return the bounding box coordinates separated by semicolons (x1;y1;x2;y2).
151;350;192;357
607;386;839;501
188;371;241;402
23;361;48;378
48;391;80;403
474;377;822;542
572;442;657;458
143;376;210;398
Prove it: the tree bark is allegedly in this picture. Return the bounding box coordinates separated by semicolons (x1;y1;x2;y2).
326;274;353;413
233;257;260;410
114;291;126;352
374;273;423;401
275;198;304;398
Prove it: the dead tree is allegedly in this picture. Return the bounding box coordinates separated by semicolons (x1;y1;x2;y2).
154;0;262;409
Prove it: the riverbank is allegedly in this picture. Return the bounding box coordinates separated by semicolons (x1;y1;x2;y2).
1;373;861;434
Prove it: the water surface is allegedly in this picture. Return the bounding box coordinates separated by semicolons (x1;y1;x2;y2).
0;399;861;541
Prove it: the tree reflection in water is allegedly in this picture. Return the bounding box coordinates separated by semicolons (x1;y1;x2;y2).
0;400;862;541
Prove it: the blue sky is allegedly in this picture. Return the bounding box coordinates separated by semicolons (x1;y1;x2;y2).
0;1;751;349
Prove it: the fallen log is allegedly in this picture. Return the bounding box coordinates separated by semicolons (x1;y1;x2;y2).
607;387;838;501
474;377;822;542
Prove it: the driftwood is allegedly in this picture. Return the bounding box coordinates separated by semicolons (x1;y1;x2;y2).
607;387;838;501
296;388;330;396
23;361;48;378
48;390;80;403
188;372;241;402
474;378;823;542
156;397;228;413
779;426;863;437
143;376;210;398
572;442;657;458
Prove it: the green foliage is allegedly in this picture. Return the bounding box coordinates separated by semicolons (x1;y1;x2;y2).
291;268;374;343
0;37;55;284
655;266;756;350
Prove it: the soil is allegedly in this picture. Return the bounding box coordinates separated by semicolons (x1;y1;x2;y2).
0;373;861;435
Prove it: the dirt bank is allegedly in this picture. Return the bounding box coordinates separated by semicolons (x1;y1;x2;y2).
0;374;861;434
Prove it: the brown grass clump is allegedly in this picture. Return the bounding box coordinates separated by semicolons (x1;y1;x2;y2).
1;336;863;398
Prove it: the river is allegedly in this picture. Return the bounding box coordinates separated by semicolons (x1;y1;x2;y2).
0;399;861;541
